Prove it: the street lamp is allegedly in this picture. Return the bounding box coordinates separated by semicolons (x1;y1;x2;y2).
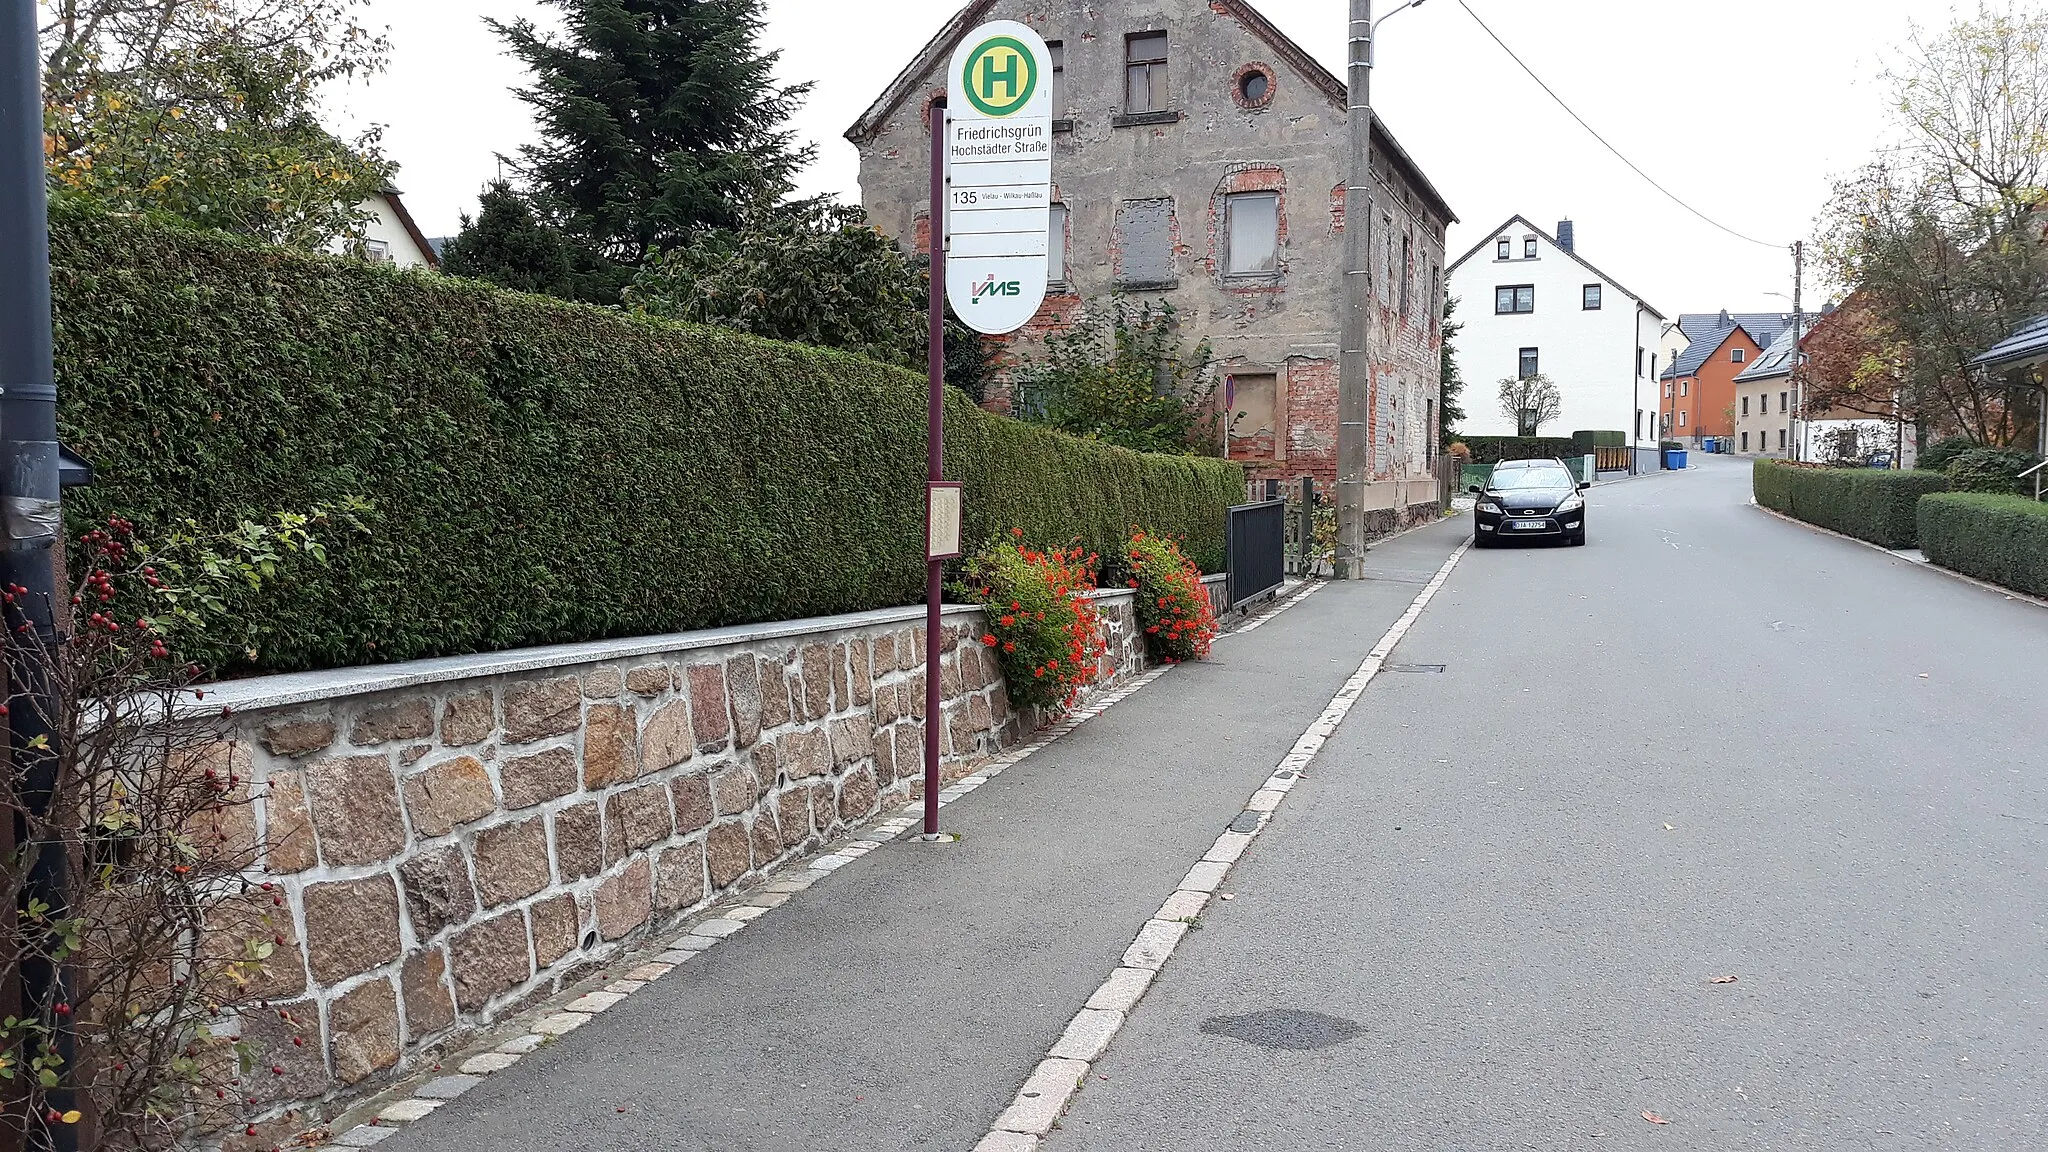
1369;0;1429;65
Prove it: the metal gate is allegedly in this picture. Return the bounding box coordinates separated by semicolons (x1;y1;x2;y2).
1226;499;1287;606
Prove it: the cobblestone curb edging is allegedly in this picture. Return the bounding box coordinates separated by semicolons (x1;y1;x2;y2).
972;541;1471;1150
1750;501;2048;611
288;581;1329;1151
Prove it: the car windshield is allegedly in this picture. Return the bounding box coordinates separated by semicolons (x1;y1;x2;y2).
1492;468;1574;491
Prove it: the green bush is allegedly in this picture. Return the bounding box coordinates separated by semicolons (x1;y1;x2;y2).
1918;493;2048;597
1944;446;2041;495
1752;459;1950;548
1917;436;1981;473
50;202;1243;675
1460;436;1579;466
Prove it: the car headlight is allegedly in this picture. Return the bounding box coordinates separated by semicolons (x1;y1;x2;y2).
1477;500;1502;514
1556;493;1584;513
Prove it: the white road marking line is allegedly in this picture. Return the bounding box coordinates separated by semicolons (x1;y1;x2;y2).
980;540;1472;1145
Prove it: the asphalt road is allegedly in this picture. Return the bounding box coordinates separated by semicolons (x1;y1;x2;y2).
1054;455;2048;1150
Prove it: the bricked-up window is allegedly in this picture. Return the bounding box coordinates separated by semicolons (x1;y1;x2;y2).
1226;373;1277;459
1495;284;1534;314
1519;347;1538;378
1400;234;1413;316
1048;41;1067;119
1126;32;1168;113
1224;192;1278;275
1048;203;1068;283
1115;197;1176;287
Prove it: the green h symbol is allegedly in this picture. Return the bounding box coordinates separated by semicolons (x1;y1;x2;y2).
980;50;1020;100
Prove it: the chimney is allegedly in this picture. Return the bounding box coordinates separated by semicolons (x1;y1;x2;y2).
1719;309;1731;324
1556;219;1574;252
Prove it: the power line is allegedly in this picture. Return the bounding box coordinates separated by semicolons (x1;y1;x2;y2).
1454;0;1785;250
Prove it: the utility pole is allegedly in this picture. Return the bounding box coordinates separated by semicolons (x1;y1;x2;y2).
1789;241;1804;463
2;2;77;1148
1336;0;1376;579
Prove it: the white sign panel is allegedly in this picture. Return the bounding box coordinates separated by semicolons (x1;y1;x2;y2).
944;21;1053;335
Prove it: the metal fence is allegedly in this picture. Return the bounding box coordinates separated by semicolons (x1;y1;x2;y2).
1226;499;1287;607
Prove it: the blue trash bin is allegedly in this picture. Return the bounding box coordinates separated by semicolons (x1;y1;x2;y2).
1701;437;1718;454
1665;449;1688;469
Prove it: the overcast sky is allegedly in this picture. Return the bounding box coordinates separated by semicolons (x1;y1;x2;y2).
334;0;1959;315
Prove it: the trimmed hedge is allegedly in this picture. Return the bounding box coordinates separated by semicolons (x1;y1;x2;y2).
1752;459;1949;549
1918;494;2048;598
51;202;1243;674
1460;436;1579;466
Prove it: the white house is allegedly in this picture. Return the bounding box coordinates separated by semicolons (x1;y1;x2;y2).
327;186;439;270
1448;216;1666;456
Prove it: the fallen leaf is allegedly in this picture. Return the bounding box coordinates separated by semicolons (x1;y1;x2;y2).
1642;1110;1670;1125
1710;975;1739;984
1918;673;1930;679
1219;893;1235;901
1663;823;1675;831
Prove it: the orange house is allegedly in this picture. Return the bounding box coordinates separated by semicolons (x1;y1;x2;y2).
1659;312;1791;442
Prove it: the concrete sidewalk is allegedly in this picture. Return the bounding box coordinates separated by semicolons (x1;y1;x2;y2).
373;518;1471;1152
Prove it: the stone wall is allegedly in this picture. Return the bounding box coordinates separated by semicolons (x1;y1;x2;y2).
205;595;1144;1130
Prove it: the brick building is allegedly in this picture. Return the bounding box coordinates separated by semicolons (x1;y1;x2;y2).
846;0;1455;519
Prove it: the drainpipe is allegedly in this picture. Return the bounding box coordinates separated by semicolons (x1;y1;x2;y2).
1;2;78;1148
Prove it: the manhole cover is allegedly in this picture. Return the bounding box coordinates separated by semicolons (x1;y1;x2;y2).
1199;1009;1365;1051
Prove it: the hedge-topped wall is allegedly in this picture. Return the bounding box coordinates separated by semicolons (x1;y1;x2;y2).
50;203;1242;675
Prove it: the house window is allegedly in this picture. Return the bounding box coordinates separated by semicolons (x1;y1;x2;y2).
1048;41;1067;119
1223;192;1278;275
1780;390;1789;413
1430;265;1440;330
1114;197;1175;287
1731;348;1747;363
1048;203;1068;283
1125;32;1168;113
1650;353;1657;378
1583;284;1602;310
1236;69;1270;105
1495;285;1534;314
1518;347;1538;378
1637;347;1645;377
1496;238;1510;260
1400;234;1413;316
1741;396;1750;416
1681;380;1690;397
1636;409;1644;438
1741;431;1750;451
1778;428;1787;450
1664;382;1671;399
361;238;392;264
1679;411;1687;428
1523;236;1537;258
1226;372;1278;459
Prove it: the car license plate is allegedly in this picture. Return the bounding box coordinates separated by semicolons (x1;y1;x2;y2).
1512;519;1547;530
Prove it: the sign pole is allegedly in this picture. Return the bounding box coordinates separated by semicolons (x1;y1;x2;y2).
923;19;1051;840
923;97;947;838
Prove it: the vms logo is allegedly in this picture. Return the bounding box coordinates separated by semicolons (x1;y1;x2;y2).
970;275;1022;303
